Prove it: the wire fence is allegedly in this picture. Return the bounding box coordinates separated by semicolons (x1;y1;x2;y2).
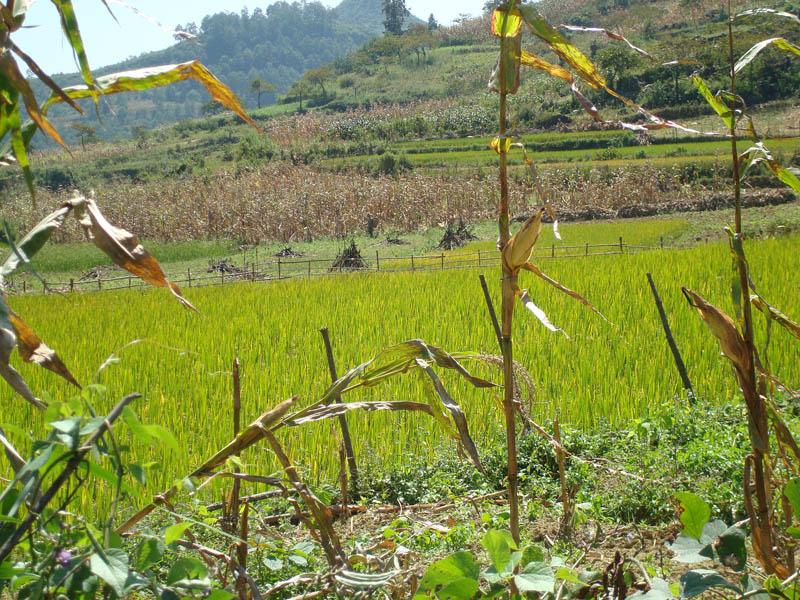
6;236;669;297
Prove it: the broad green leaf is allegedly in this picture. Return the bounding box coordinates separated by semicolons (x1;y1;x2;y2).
670;520;727;563
784;479;800;516
491;8;522;38
679;570;741;599
135;538;165;571
207;591;236;600
123;408;181;452
674;492;711;541
518;5;606;89
735;38;800;74
692;76;733;129
90;548;130;597
0;97;34;199
0;53;66;147
515;562;555;594
556;566;587;587
630;577;676;600
739;142;800;194
50;0;97;99
0;202;74;278
164;522;191;546
81;461;135;495
43;61;255;129
489;30;521;94
166;557;208;585
415;552;479;600
714;526;746;571
482;530;517;573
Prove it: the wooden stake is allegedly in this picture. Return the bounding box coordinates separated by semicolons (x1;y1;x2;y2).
320;327;359;492
646;273;695;401
554;417;573;537
230;358;243;529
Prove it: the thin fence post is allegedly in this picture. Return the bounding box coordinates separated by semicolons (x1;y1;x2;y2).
478;250;481;266
441;253;445;270
251;263;256;281
646;272;695;402
308;260;311;277
278;257;282;280
22;281;26;294
69;279;74;293
221;271;225;286
551;243;555;258
411;256;415;271
187;268;192;288
128;276;132;288
320;328;359;492
585;242;589;256
660;236;664;250
375;250;380;272
98;279;102;291
619;236;624;254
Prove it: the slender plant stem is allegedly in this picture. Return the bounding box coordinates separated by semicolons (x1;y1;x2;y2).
728;0;779;575
497;15;520;546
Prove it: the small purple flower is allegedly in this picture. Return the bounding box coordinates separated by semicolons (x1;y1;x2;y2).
55;549;72;567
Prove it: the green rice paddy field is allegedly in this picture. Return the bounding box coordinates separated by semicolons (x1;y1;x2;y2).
2;220;799;509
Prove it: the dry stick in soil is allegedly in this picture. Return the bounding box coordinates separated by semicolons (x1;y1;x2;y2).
117;398;296;535
646;273;695;400
229;357;249;600
263;429;348;568
0;393;140;563
320;327;358;491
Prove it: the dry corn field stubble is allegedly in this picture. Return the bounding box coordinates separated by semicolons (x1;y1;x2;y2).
2;234;799;508
4;164;783;244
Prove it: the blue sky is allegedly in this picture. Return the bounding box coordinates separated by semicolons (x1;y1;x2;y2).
14;0;486;75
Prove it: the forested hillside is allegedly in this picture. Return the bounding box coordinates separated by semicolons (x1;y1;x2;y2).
36;0;422;144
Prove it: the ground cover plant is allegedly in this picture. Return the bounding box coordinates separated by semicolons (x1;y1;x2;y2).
0;0;800;597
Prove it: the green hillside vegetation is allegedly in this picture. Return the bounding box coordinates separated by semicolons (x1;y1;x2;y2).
35;0;425;144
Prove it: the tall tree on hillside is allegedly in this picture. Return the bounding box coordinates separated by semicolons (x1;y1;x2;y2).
382;0;408;35
427;14;439;30
250;77;276;108
306;66;332;97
